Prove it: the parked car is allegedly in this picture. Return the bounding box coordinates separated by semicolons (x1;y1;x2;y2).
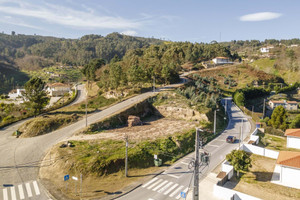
226;136;236;143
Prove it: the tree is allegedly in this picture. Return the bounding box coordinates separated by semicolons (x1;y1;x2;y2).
290;114;300;128
22;77;49;116
226;150;252;177
81;58;106;81
268;106;288;130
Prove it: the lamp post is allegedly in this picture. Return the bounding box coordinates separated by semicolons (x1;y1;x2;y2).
85;90;88;127
193;128;203;200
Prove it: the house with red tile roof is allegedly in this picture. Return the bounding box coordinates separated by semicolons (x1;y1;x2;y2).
46;83;71;97
285;129;300;149
268;100;298;111
276;151;300;189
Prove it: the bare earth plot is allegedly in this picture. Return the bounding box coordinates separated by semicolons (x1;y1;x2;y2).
68;117;198;142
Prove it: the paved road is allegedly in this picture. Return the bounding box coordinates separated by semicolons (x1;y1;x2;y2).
0;80;187;200
117;98;252;200
68;84;87;106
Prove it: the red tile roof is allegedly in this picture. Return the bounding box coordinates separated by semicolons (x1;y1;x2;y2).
285;129;300;137
277;151;300;169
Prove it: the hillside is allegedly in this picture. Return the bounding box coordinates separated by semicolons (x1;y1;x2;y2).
0;62;29;93
0;32;163;70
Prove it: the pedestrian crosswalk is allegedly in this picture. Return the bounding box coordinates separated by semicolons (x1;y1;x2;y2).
1;181;41;200
142;178;189;199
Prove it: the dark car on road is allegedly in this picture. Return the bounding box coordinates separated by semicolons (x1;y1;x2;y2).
226;136;236;143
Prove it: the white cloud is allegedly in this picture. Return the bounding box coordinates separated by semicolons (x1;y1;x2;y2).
240;12;282;22
121;30;138;36
0;1;141;29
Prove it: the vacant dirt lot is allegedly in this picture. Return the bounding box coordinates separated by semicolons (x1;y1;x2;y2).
69;116;198;142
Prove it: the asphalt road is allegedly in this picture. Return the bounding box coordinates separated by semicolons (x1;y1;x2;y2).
117;98;252;200
0;80;186;200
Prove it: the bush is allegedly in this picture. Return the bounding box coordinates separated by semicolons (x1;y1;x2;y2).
265;126;285;136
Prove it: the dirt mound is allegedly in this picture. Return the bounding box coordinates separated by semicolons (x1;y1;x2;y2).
18;114;80;138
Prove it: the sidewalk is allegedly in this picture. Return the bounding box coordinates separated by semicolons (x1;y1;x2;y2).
186;173;222;200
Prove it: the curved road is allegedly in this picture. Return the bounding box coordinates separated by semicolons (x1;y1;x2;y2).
0;81;186;200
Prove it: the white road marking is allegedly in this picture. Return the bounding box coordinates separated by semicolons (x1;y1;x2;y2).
10;186;17;200
18;184;25;200
165;173;180;179
25;182;33;197
169;185;184;197
3;188;8;200
33;181;40;195
164;183;178;195
206;144;220;147
147;179;163;190
158;181;173;193
152;180;168;191
180;161;189;165
142;177;158;188
176;187;188;199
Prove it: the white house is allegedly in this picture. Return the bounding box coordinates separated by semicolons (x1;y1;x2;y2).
212;57;232;64
47;83;71;97
260;47;270;53
285;129;300;149
268;100;298;111
276;151;300;189
8;88;25;99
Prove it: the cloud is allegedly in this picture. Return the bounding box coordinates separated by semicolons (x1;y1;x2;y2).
240;12;282;22
0;15;42;30
121;30;138;36
0;1;141;29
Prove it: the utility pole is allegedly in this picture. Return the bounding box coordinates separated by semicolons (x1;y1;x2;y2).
193;128;201;200
125;135;128;177
214;109;217;135
262;99;266;119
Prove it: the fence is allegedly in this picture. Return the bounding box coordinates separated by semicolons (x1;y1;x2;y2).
241;144;279;159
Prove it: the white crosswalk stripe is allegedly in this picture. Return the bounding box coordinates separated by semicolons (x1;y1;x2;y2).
10;187;17;200
169;185;184;197
18;184;25;200
157;181;173;193
3;188;8;200
142;177;189;199
1;181;41;200
147;179;163;190
175;187;188;199
33;181;40;195
142;177;158;188
163;183;178;195
25;182;33;197
152;180;168;191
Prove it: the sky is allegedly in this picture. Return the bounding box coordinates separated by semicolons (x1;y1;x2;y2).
0;0;299;43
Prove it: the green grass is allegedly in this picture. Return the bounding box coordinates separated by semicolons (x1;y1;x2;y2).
251;58;276;70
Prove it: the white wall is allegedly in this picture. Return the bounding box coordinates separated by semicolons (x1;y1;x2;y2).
214;184;262;200
222;161;234;179
241;144;279;159
280;166;300;189
287;137;300;149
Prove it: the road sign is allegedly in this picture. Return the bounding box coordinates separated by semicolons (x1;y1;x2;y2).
72;176;78;181
181;191;186;198
154;154;158;159
64;174;69;181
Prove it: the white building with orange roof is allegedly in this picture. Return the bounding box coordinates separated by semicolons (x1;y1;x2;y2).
285;129;300;149
272;151;300;189
46;82;71;97
268;100;298;110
